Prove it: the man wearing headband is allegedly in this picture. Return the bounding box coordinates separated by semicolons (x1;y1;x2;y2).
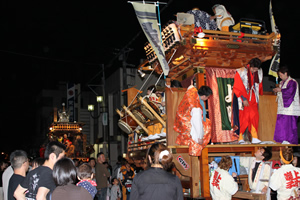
269;148;300;200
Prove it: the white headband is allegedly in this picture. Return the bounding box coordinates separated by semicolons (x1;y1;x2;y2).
159;150;169;161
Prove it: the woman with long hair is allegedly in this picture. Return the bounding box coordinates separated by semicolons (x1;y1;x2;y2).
130;142;183;200
51;157;92;200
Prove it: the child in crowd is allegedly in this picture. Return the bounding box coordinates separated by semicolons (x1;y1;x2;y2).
210;156;238;200
248;147;272;194
111;178;122;200
76;163;97;198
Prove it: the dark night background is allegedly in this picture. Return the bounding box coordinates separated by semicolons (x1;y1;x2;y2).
0;0;298;154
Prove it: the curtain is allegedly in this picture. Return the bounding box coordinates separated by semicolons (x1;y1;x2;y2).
206;67;239;143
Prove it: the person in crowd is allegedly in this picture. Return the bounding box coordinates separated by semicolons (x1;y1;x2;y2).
76;163;97;198
248;148;272;195
2;165;13;200
292;151;300;167
117;159;127;199
66;141;75;157
233;58;263;144
51;158;92;200
74;135;83;157
39;144;45;158
88;158;96;182
31;157;45;171
73;159;79;168
95;152;110;200
112;156;122;179
111;178;121;200
174;83;212;156
210;156;238;200
14;141;66;200
211;4;234;31
131;142;183;200
7;150;29;200
269;148;300;199
0;161;8;200
273;66;300;144
120;161;135;200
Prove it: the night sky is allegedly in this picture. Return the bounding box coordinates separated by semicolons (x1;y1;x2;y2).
0;0;298;154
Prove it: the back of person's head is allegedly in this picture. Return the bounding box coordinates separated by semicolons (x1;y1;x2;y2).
10;150;28;170
147;85;156;93
53;157;76;186
218;156;232;171
44;141;66;160
77;163;92;180
32;157;45;169
277;65;290;76
170;80;182;88
198;86;213;97
248;58;262;69
147;142;174;171
281;148;294;165
262;148;272;161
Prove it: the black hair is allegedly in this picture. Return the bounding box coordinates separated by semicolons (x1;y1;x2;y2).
277;65;290;76
170;80;182;88
32;157;45;168
147;85;156;93
10;150;28;169
97;152;104;158
146;142;174;171
248;58;262;69
44;141;66;160
77;163;92;179
198;86;213;97
262;147;272;161
53;157;77;186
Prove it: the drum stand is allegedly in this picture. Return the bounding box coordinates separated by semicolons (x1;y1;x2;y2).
138;96;166;127
122;105;149;135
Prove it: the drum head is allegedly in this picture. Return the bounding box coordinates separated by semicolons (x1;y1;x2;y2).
141;105;155;120
132;110;146;123
118;120;132;134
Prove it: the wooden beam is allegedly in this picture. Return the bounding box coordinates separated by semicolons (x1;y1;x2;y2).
138;96;166;127
122;105;149;134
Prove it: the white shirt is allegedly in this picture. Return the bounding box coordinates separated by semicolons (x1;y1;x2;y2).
269;164;300;200
190;107;204;142
2;166;13;200
210;168;238;200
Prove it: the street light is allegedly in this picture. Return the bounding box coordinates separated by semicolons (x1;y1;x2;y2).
88;95;110;159
88;96;103;118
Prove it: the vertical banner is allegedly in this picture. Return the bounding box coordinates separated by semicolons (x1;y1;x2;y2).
217;77;234;130
268;0;280;77
131;2;169;75
67;83;75;122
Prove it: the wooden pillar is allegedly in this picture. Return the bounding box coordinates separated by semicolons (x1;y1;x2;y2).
191;156;200;197
200;147;210;197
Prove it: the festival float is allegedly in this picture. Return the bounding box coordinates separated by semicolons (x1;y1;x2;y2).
48;103;91;161
117;2;296;199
